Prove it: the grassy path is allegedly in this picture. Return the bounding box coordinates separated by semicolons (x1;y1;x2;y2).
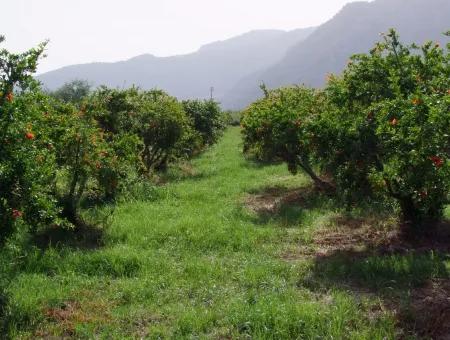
3;127;431;338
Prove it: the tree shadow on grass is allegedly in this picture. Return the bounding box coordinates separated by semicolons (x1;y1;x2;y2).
159;170;214;184
240;158;283;170
0;291;9;336
157;160;216;184
32;224;105;251
33;195;120;250
243;182;450;337
299;220;450;339
242;184;338;227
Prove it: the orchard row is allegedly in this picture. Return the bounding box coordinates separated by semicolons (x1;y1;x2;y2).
0;37;227;244
241;30;450;233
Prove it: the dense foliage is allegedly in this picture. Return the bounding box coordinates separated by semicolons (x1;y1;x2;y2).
242;30;450;231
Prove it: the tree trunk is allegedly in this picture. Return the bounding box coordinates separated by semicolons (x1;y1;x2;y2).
297;158;335;192
398;196;424;239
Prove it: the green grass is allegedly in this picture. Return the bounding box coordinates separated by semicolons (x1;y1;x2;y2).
1;127;448;339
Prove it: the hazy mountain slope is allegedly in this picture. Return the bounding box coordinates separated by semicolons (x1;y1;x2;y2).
37;28;315;100
223;0;450;109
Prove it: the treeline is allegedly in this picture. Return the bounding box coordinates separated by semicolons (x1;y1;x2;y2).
0;36;227;245
242;30;450;234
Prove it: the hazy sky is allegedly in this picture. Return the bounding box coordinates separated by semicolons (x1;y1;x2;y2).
3;0;358;73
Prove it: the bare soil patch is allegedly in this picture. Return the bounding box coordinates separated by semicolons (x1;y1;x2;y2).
292;216;450;259
329;219;448;254
245;185;318;215
311;215;399;257
397;279;450;339
39;297;112;337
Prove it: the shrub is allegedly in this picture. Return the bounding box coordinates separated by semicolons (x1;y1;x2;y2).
242;30;450;231
139;90;191;170
319;30;450;230
241;85;332;189
40;96;144;227
0;38;143;237
0;38;63;243
85;87;192;173
182;99;225;146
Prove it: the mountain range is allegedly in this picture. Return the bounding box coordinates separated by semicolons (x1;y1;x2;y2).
38;0;450;110
37;28;315;103
222;0;450;109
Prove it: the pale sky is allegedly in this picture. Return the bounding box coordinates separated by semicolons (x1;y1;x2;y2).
2;0;359;73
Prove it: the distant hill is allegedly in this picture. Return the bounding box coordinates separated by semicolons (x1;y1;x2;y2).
222;0;450;109
37;28;315;101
